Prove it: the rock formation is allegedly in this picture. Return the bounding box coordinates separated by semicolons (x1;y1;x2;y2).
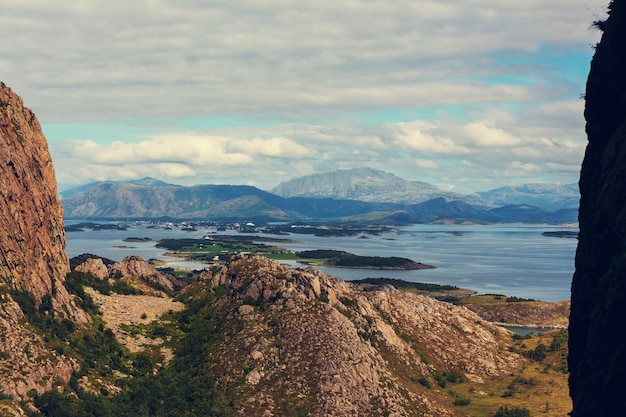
569;1;626;415
0;83;87;400
74;254;181;294
198;254;520;416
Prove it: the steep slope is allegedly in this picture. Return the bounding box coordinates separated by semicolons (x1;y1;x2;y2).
271;168;470;204
1;83;69;303
0;82;88;401
569;1;626;416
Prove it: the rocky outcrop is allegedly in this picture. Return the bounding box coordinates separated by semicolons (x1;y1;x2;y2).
110;255;176;292
75;257;110;280
74;254;180;294
199;254;520;416
569;1;626;415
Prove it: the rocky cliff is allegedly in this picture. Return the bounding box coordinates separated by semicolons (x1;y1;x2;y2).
569;1;626;415
0;83;89;401
1;83;69;302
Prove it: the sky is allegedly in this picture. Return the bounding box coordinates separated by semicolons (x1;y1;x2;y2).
0;0;609;194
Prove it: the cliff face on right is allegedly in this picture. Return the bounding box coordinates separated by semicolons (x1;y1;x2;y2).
569;1;626;415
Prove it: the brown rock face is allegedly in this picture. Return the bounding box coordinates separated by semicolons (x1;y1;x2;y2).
0;83;88;400
569;1;626;415
0;82;69;302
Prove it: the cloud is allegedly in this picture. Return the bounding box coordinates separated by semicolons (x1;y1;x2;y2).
391;120;470;154
0;0;606;123
415;159;438;169
461;122;522;147
3;0;606;193
228;137;314;158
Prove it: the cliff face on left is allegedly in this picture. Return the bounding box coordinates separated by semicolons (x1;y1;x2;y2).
1;82;69;302
0;82;87;401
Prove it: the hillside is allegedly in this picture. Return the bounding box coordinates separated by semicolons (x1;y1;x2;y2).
20;253;568;417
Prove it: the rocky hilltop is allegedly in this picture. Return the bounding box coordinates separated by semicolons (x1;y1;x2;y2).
569;1;626;415
193;254;520;416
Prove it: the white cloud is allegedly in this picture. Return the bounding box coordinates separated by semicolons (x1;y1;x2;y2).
0;0;606;123
461;122;522;147
392;120;470;154
228;137;313;158
415;159;439;169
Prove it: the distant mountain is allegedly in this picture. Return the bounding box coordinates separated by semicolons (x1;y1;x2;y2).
471;183;579;212
271;168;479;205
60;177;177;200
61;181;577;224
62;182;292;220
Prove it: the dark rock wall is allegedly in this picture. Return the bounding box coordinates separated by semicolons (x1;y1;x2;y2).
569;1;626;415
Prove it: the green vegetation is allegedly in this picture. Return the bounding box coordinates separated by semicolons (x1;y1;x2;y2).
27;281;236;417
65;271;141;297
10;290;76;341
156;236;293;262
493;406;531;417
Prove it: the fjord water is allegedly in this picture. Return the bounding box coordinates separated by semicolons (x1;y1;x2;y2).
65;223;576;302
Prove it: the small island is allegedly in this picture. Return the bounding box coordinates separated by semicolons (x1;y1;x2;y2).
541;231;578;239
297;249;435;270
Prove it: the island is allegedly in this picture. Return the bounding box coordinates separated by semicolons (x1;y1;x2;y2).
297;249;435;270
154;237;434;270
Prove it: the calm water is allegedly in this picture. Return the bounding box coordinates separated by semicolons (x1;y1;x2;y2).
65;223;577;302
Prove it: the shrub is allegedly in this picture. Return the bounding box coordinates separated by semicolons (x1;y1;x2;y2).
493;405;531;417
453;397;471;406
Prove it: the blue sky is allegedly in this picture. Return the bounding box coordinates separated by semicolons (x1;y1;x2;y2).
0;0;608;194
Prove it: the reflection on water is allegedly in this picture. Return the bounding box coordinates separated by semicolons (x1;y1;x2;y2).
65;222;577;302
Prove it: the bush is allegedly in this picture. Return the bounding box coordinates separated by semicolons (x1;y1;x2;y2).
453;397;471;406
493;405;531;417
524;343;547;361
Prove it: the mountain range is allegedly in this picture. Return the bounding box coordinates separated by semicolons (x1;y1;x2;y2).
60;168;579;223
